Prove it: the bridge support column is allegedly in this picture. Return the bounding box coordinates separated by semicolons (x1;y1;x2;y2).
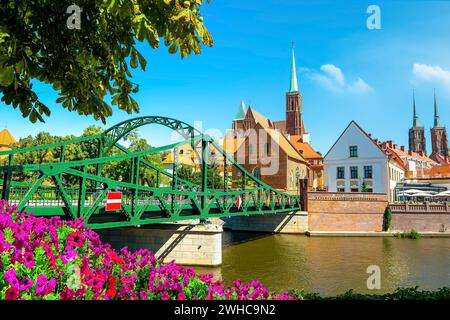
97;221;223;266
222;211;308;234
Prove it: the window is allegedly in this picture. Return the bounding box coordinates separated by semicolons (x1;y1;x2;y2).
350;166;358;179
290;170;294;190
350;187;359;192
265;143;269;155
349;146;358;157
249;144;253;155
253;167;261;180
364;166;373;179
337;187;345;192
337;167;345;179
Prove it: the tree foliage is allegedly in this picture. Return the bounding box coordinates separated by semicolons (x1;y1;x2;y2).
177;162;223;189
383;206;392;231
0;0;213;123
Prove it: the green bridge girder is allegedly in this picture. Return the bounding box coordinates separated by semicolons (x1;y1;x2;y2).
0;116;301;229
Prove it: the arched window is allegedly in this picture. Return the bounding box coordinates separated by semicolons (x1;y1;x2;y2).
253;167;261;180
249;144;253;155
290;170;294;190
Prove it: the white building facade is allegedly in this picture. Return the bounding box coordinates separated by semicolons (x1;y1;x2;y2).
323;121;405;202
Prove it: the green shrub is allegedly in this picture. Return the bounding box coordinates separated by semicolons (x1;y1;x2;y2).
395;229;421;239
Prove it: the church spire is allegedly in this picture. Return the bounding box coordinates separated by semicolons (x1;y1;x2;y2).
234;100;246;120
289;43;298;92
434;89;442;128
413;90;421;127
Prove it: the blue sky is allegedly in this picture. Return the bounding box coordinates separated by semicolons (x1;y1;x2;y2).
3;0;450;154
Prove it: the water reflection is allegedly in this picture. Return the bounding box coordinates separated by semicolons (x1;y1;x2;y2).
196;232;450;296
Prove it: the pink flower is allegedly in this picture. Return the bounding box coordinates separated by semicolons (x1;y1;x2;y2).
67;231;85;247
19;278;34;291
5;286;20;300
60;288;75;300
23;251;35;269
177;292;186;300
140;290;148;300
160;291;169;300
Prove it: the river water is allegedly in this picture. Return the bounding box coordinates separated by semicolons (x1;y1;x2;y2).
196;232;450;296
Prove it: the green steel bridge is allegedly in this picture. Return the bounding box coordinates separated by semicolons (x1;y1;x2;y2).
0;116;301;229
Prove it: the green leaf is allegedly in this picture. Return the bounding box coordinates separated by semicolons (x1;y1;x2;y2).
130;50;138;69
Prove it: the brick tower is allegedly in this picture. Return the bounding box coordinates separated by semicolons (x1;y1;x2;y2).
285;45;305;138
408;91;426;153
430;90;449;160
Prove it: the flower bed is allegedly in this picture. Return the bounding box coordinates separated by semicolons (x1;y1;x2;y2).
0;200;297;300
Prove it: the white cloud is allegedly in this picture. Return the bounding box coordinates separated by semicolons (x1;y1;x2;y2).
307;64;373;95
412;63;450;88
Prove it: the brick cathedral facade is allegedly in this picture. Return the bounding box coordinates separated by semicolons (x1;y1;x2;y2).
408;90;449;164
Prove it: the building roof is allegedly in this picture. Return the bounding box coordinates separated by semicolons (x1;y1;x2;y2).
325;120;406;170
289;135;322;159
261;125;306;162
384;142;437;166
0;128;15;147
429;152;450;165
234;101;246;120
272;120;286;132
429;164;450;177
247;106;272;129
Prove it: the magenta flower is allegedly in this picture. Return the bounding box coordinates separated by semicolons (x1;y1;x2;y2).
60;288;75;300
67;231;85;247
5;286;20;300
0;200;299;301
160;291;169;300
140;290;148;300
23;251;35;269
19;278;34;291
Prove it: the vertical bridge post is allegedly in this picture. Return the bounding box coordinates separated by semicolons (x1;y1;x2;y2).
201;136;209;215
1;154;14;201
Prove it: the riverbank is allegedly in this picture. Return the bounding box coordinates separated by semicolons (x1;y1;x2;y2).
306;231;450;237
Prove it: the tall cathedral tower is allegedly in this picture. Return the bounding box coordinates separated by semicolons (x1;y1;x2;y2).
285;45;306;138
430;90;449;159
408;91;426;153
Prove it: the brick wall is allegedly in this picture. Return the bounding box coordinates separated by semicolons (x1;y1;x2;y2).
391;213;450;232
307;192;388;231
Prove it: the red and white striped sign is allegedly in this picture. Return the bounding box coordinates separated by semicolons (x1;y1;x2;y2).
235;196;242;209
106;192;122;211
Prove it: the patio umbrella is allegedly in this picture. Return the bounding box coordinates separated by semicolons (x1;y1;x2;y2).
434;192;450;197
403;189;423;194
410;192;434;197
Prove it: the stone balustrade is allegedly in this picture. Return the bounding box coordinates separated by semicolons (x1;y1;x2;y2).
390;203;450;214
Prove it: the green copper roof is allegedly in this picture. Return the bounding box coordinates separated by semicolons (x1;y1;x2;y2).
413;91;422;128
289;45;299;92
234;100;246;120
434;89;442;127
